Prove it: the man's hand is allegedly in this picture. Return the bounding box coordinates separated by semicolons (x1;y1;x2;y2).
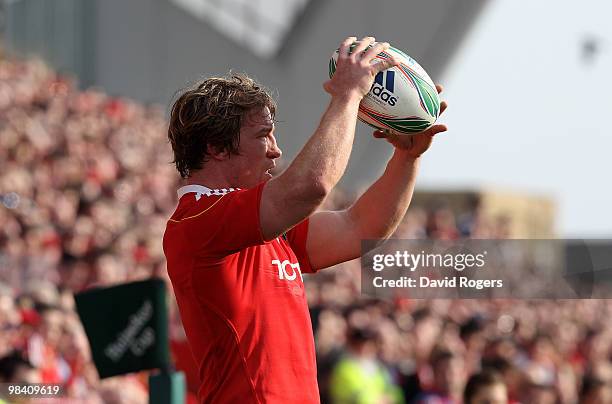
323;36;400;101
372;84;448;158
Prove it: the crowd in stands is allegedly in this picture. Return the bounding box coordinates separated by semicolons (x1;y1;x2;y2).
1;57;611;403
0;57;171;402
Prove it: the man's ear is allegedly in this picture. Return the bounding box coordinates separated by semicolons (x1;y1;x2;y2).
206;144;229;161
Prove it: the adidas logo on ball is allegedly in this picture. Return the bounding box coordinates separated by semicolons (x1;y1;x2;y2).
370;71;397;106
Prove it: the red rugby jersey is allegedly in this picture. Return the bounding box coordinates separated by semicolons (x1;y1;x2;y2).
163;183;320;404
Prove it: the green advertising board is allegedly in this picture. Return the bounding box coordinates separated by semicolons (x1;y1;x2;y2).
75;279;170;378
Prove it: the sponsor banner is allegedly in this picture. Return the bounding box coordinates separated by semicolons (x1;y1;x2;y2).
361;239;612;299
75;279;170;378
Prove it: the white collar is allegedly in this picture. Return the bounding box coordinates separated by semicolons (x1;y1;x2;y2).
177;185;239;201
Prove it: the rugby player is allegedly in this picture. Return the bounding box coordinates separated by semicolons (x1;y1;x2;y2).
163;36;447;403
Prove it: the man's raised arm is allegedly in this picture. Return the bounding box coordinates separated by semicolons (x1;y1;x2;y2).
306;87;448;270
260;36;398;241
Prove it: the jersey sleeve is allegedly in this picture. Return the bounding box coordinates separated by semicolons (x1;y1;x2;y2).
188;182;268;255
285;218;317;274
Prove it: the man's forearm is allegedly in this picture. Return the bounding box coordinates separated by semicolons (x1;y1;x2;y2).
282;96;361;194
347;149;421;239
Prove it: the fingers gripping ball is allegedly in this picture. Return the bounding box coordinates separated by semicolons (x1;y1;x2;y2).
329;44;441;135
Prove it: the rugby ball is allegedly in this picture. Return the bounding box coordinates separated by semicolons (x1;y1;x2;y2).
329;44;440;135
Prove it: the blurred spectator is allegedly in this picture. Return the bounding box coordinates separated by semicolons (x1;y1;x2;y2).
481;357;522;404
411;348;466;404
0;351;40;383
463;370;508;404
522;382;558;404
426;207;459;240
330;326;404;404
460;315;488;374
411;308;443;368
580;373;612;404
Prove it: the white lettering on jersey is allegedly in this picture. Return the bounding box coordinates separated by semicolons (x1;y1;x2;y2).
271;259;303;282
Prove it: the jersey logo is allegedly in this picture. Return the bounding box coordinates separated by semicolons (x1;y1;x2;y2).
271;259;303;282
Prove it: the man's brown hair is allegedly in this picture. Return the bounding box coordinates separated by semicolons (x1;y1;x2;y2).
168;73;276;178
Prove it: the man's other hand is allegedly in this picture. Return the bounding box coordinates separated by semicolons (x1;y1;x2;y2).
373;84;448;158
324;36;400;101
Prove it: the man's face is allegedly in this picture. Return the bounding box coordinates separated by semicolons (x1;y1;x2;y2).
229;107;281;188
